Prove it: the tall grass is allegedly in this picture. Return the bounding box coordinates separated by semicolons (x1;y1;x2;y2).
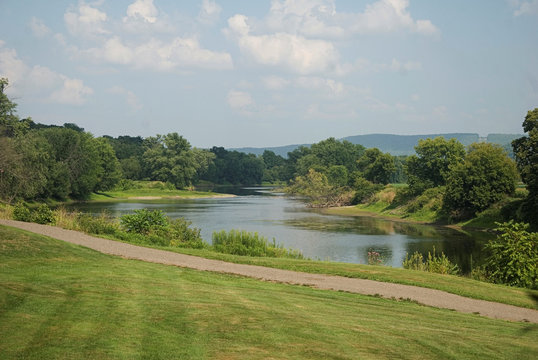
403;247;460;275
212;229;303;259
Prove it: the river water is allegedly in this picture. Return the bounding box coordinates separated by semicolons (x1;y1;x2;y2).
68;187;492;272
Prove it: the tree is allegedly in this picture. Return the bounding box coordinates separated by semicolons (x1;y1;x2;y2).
357;148;396;185
287;169;351;207
0;78;30;137
143;133;200;188
444;143;517;220
39;127;101;199
295;138;365;177
512;108;538;228
93;137;122;191
406;137;465;194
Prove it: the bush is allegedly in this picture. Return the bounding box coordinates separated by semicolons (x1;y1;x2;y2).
77;212;119;235
12;202;32;222
352;177;383;204
166;218;205;249
120;209;169;234
403;247;459;275
484;221;537;289
32;204;55;225
212;229;303;259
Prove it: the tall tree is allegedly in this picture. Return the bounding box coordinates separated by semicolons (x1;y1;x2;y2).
512;108;538;228
143;133;201;188
93;137;122;191
444;143;517;220
406;137;465;194
357;148;396;185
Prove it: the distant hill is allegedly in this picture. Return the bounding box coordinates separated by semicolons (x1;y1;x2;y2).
231;133;523;157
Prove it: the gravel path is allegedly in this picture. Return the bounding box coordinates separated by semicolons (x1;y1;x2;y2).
2;219;537;323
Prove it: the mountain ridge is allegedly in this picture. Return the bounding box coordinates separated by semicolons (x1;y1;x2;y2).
230;133;523;157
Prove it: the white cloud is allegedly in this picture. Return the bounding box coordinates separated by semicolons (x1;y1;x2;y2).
125;0;158;23
83;36;232;71
107;86;142;110
0;42;92;105
227;90;253;109
226;14;340;74
198;0;222;25
262;0;439;38
49;77;93;105
64;2;108;37
513;0;538;16
29;17;52;38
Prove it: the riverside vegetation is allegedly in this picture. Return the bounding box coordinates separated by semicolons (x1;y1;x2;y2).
2;202;537;304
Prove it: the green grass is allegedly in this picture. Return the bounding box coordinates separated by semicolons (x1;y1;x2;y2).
89;188;230;201
1;226;537;359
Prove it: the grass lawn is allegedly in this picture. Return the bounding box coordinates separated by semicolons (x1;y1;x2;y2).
146;245;538;309
1;226;537;359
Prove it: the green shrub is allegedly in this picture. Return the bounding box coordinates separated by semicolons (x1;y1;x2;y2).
352;177;382;204
12;202;32;222
32;204;55;225
403;247;459;275
77;212;119;235
120;209;169;234
212;229;303;259
167;218;205;249
485;221;537;289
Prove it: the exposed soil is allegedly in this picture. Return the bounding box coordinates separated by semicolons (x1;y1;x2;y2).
1;219;537;324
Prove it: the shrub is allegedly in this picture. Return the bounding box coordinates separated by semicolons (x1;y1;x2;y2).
352;177;383;204
32;204;55;224
212;229;303;259
77;212;119;235
12;202;32;222
167;218;205;249
484;221;537;289
120;209;168;234
403;247;459;275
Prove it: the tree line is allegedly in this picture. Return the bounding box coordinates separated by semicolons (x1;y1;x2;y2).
1;78;536;228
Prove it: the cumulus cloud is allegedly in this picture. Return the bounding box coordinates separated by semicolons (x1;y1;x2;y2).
64;2;108;37
226;14;340;74
125;0;158;23
0;42;92;105
512;0;538;16
83;36;233;71
263;0;439;38
198;0;222;25
49;77;93;105
29;17;52;38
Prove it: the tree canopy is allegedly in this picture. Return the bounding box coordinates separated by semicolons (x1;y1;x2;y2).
512;108;538;228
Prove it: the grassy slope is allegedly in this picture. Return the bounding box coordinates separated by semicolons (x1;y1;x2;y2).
1;226;537;360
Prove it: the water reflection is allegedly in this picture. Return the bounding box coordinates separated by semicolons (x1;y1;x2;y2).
65;187;492;272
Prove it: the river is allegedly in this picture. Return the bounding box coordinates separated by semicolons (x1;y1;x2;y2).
67;187;492;272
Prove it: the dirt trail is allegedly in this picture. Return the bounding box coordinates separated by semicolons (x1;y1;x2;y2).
2;219;537;323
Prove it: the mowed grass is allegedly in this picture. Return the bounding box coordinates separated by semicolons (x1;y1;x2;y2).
154;246;538;309
1;226;537;359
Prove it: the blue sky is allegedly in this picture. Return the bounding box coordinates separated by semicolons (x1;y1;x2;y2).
1;0;537;148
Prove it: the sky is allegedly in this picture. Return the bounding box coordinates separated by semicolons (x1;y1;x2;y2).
0;0;537;148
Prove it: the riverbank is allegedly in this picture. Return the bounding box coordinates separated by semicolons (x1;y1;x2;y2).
2;225;536;359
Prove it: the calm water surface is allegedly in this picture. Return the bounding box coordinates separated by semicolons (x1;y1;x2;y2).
69;187;492;272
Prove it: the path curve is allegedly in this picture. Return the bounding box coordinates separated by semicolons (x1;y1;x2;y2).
2;219;537;323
